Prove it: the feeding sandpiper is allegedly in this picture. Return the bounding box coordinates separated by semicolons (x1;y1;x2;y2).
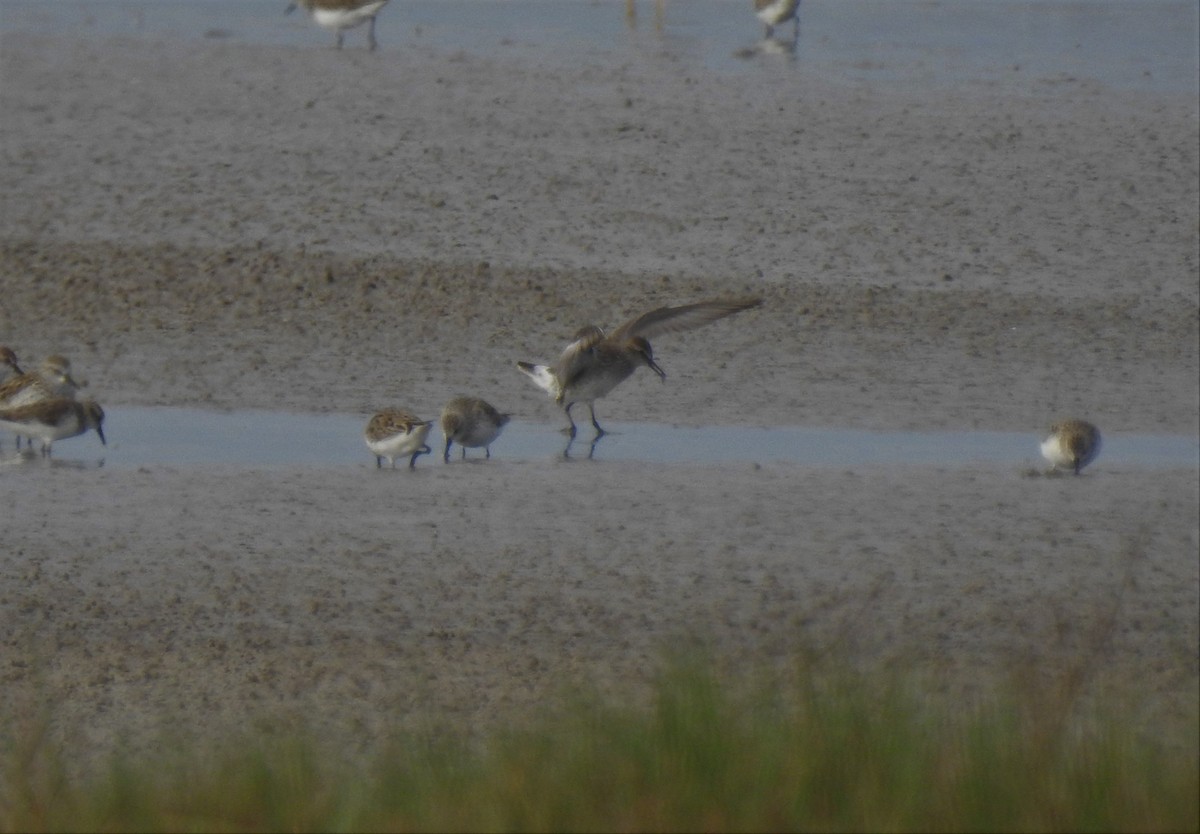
754;0;800;41
1040;419;1102;475
0;397;106;456
0;355;83;448
440;396;510;462
364;408;433;469
0;354;81;409
517;296;762;437
285;0;390;51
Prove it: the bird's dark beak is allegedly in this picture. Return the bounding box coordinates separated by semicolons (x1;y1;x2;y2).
649;359;666;381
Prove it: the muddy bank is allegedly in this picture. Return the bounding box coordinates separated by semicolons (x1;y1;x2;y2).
4;461;1197;760
2;240;1196;434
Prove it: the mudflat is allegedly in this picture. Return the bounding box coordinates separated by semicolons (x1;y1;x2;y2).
1;33;1197;762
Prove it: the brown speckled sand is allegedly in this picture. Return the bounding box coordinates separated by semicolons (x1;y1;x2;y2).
1;33;1197;765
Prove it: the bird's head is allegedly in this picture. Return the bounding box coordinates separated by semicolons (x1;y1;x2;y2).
84;399;106;446
629;337;666;381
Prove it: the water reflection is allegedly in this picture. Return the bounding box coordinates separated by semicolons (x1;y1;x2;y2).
0;447;105;471
562;431;603;461
624;0;666;35
734;34;799;61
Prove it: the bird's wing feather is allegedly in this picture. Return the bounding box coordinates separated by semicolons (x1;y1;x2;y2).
0;372;32;401
0;397;74;423
473;398;509;423
610;297;762;341
550;325;606;390
366;409;428;439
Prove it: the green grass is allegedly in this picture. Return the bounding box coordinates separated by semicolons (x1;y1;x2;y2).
3;653;1196;832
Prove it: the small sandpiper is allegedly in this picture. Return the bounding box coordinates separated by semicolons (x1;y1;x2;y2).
0;355;84;448
517;296;762;437
0;397;106;456
364;408;433;469
285;0;390;51
0;354;81;409
440;396;510;462
1040;419;1102;475
754;0;800;41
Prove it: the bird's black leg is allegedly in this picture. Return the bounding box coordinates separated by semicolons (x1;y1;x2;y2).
563;402;579;437
589;404;606;437
410;445;431;469
443;438;453;462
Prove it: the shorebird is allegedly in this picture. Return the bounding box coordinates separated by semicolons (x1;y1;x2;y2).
0;397;106;456
0;355;83;450
1040;419;1102;475
0;354;81;409
285;0;390;51
440;396;510;462
0;346;22;384
517;296;762;437
364;408;433;469
754;0;800;41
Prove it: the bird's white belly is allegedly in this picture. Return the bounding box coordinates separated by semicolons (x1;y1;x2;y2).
0;413;81;443
313;3;385;30
1039;435;1070;468
566;371;629;403
756;0;795;25
367;427;429;459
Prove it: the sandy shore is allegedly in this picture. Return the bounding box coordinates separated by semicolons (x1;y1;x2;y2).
1;32;1197;764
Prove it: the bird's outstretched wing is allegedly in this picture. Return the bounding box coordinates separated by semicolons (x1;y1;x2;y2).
610;297;762;342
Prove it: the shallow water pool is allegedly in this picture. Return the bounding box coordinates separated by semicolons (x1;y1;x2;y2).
2;406;1195;470
0;0;1195;93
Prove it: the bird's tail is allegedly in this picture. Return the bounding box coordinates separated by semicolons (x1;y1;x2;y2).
516;362;559;397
